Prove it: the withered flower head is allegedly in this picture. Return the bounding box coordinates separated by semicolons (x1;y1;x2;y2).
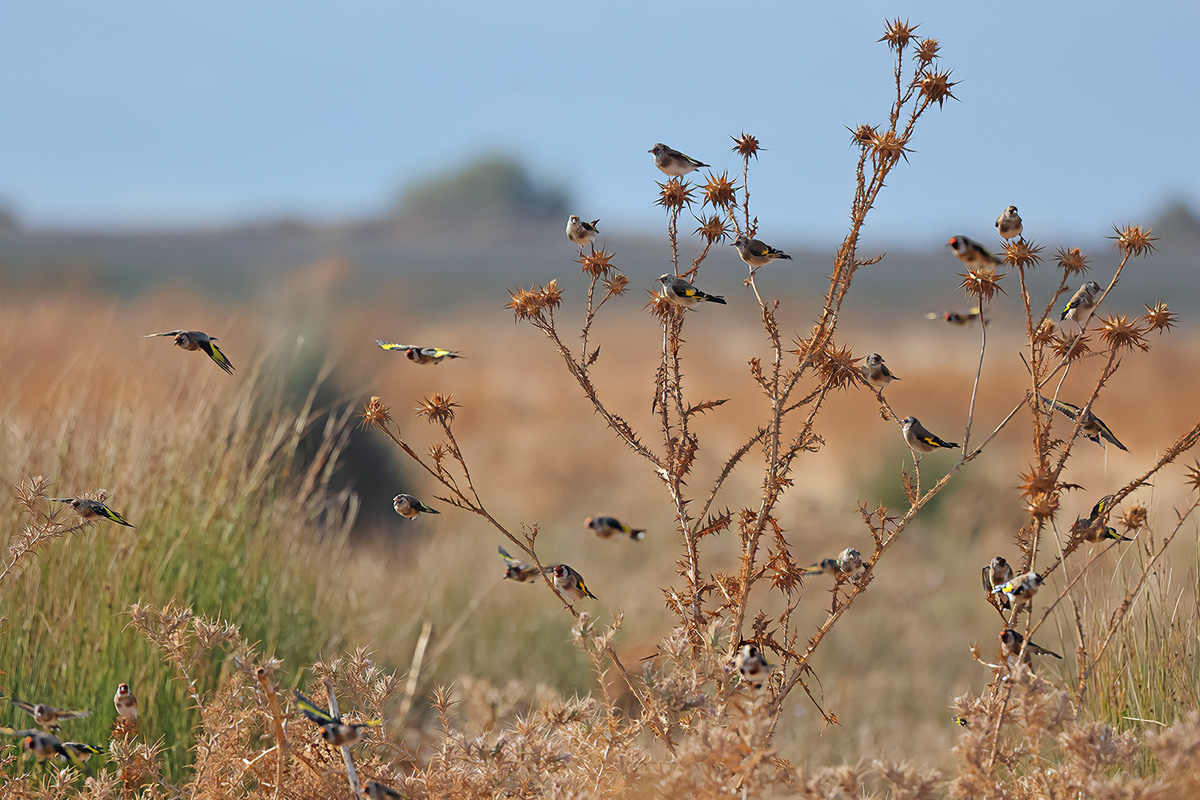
645;290;677;322
700;171;738;209
1117;504;1147;533
415;392;461;426
1142;301;1177;334
730;132;763;159
540;278;564;310
816;343;861;392
959;266;1007;303
915;37;940;63
1032;319;1057;345
1003;239;1043;270
1055;247;1090;276
878;18;918;50
604;273;629;298
507;284;544;321
917;69;959;108
870;129;912;164
1018;465;1059;521
1051;331;1091;360
1108;224;1157;258
1185;461;1200;494
358;396;393;431
1098;314;1149;353
655;178;694;210
849;123;880;147
693;214;730;245
578;248;617;278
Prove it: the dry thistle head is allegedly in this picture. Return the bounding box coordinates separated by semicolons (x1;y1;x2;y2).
1003;238;1043;270
540;278;563;310
1051;331;1091;360
870;129;912;164
603;272;629;298
416;393;461;426
1032;319;1057;345
693;214;729;245
849;123;879;147
1143;301;1177;334
1098;314;1149;352
816;343;862;392
357;396;393;432
1117;503;1147;533
915;37;940;64
700;171;738;210
1185;461;1200;494
1108;224;1157;258
507;284;544;321
959;266;1007;303
730;132;762;159
878;18;918;50
1055;246;1090;276
645;290;677;322
655;178;694;210
1019;466;1059;522
917;69;959;107
577;248;616;278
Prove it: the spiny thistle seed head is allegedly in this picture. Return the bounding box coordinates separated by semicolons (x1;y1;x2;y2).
959;266;1007;302
1003;239;1044;270
506;284;543;321
415;393;461;426
1052;332;1091;360
1098;314;1149;353
915;37;940;63
1055;247;1090;276
656;178;694;210
358;396;393;431
849;123;880;147
1019;466;1059;521
540;278;564;310
917;69;959;108
693;214;730;245
1185;461;1200;494
730;132;763;159
578;248;617;278
700;171;738;210
878;18;918;50
1033;319;1058;345
1117;503;1147;533
645;290;676;322
1143;301;1177;334
816;344;861;392
1108;224;1157;258
604;273;630;298
870;129;912;164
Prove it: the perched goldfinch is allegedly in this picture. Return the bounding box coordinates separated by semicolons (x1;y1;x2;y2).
947;235;1001;268
565;215;600;249
926;308;983;326
498;546;540;582
48;497;134;527
365;781;405;799
393;494;439;519
294;690;381;747
1040;396;1128;452
376;341;462;365
981;556;1014;611
1070;494;1134;543
995;205;1023;240
113;683;138;720
734;642;774;689
5;697;91;731
861;353;900;391
732;235;792;270
998;628;1061;670
143;330;235;374
61;741;104;763
649;143;709;177
901;416;958;455
657;274;726;308
1059;280;1102;324
801;547;862;580
993;571;1042;610
584;516;645;541
0;727;71;760
551;564;597;601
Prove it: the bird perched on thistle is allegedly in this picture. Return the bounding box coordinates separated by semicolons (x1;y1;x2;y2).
861;353;900;391
47;497;134;527
1071;494;1134;543
113;683;138;720
995;205;1023;240
926;308;984;326
393;494;439;520
1059;280;1103;324
565;215;600;250
498;546;541;582
376;341;462;365
552;564;596;601
732;235;792;271
901;416;958;456
734;642;774;690
992;571;1042;611
649;143;709;177
143;330;235;374
801;547;863;581
981;556;1015;611
365;781;405;799
4;697;91;732
998;628;1061;670
294;691;381;747
947;235;1001;268
657;274;726;308
584;516;645;541
1040;395;1128;452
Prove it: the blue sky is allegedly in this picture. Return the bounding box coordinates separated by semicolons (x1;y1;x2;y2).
1;1;1196;245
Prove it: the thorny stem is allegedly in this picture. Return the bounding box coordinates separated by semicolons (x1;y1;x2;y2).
959;301;988;455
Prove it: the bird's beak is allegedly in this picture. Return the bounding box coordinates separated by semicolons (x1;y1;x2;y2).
647;148;654;153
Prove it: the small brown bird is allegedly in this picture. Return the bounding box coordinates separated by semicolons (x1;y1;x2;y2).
584;516;645;541
861;353;900;391
5;697;91;731
113;683;138;720
734;642;774;689
393;494;439;520
294;691;381;747
376;341;462;365
649;143;709;177
995;205;1023;240
498;546;541;582
901;416;958;455
801;547;863;581
1040;395;1128;452
947;235;1001;268
999;628;1062;670
552;564;597;601
364;781;405;799
143;330;235;374
1071;494;1134;543
565;215;600;249
47;497;134;527
981;556;1015;611
926;308;983;326
732;235;792;271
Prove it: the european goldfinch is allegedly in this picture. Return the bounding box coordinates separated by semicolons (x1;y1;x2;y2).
498;546;540;582
649;143;709;177
551;564;596;601
48;497;134;527
901;416;958;455
993;571;1043;610
800;547;862;580
376;341;462;365
861;353;899;391
584;516;645;541
143;330;235;374
113;683;138;720
1040;395;1128;451
995;205;1023;240
393;494;439;519
0;727;70;760
1059;281;1102;324
947;235;1001;268
565;215;600;249
657;274;726;308
999;628;1061;670
734;643;774;689
5;697;91;731
926;308;983;326
294;690;381;747
732;235;792;270
981;556;1014;611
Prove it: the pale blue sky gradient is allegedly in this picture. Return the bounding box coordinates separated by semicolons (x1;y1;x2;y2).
1;1;1196;244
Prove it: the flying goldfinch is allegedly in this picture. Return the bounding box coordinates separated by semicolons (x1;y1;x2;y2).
861;353;900;390
294;691;381;747
551;564;596;601
143;330;235;374
981;556;1015;611
1040;395;1128;452
801;547;862;580
1059;280;1102;324
5;698;91;731
393;494;439;519
732;235;792;270
61;742;104;763
926;308;983;326
47;497;134;527
657;274;726;308
375;341;462;365
498;546;540;582
584;516;645;541
649;143;709;177
993;571;1042;610
998;628;1061;670
565;215;600;249
733;642;774;689
947;235;1001;268
995;205;1023;240
0;727;71;760
113;683;138;720
364;781;405;799
901;416;958;455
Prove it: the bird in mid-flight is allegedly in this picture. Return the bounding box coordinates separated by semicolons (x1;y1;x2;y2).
144;330;235;374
